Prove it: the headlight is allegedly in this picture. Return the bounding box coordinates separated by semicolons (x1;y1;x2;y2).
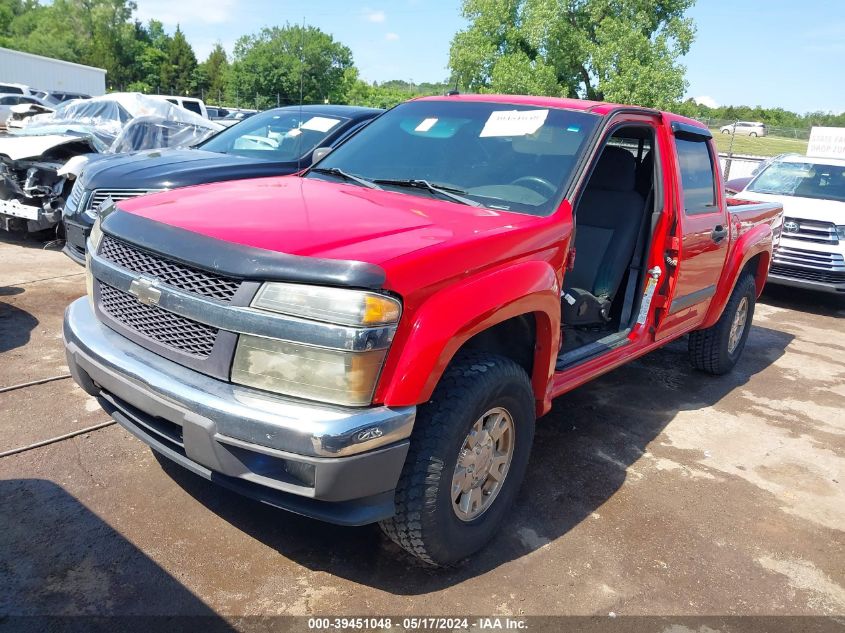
837;225;845;240
252;282;401;326
232;282;402;406
232;335;388;406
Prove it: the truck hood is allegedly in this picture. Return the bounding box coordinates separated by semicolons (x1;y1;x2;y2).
116;176;537;272
735;191;845;224
83;148;292;190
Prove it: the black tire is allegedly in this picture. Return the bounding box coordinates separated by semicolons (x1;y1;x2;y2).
379;352;535;566
688;273;756;375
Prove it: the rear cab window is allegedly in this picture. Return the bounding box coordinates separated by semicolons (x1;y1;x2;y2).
181;100;202;115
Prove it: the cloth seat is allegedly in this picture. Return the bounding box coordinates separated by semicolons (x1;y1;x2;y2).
563;146;645;326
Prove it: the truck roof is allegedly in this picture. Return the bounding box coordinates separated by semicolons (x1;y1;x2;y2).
415;93;707;129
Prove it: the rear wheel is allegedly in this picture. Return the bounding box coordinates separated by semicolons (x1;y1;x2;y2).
688;273;756;375
749;132;758;137
379;352;535;566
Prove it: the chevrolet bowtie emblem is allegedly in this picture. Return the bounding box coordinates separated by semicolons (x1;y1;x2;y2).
128;276;162;306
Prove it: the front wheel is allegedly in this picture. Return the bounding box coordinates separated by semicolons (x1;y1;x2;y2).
379;352;535;566
688;273;756;375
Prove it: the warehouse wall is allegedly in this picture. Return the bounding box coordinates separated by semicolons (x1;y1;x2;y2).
0;48;106;96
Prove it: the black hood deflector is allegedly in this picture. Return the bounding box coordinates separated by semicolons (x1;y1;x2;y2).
101;209;387;290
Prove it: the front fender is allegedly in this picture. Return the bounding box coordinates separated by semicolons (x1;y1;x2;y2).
701;222;772;329
377;260;561;411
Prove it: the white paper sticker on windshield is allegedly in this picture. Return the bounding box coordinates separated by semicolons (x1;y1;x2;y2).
480;109;549;137
301;116;340;133
415;117;438;132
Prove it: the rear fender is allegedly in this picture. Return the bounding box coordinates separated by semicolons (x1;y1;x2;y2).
378;260;561;413
700;222;772;329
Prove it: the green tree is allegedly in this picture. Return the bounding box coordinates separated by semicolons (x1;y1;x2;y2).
160;25;196;94
227;24;353;109
342;77;451;108
200;42;229;103
129;19;171;92
0;0;144;89
449;0;696;109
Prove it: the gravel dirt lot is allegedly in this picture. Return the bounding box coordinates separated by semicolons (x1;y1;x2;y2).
1;233;843;627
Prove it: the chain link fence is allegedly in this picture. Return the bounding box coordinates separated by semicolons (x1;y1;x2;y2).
701;118;811;140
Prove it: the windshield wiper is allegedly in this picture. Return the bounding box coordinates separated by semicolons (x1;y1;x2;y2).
310;167;381;189
372;178;482;207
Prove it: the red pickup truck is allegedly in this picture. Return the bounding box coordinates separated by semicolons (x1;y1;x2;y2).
64;94;782;566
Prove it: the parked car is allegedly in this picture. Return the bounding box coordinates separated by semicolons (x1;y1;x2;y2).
218;109;258;127
4;101;54;130
0;93;221;233
154;95;208;118
62;104;382;264
206;105;230;120
719;121;768;137
65;94;782;566
734;154;845;292
0;82;34;96
0;93;48;129
37;90;92;105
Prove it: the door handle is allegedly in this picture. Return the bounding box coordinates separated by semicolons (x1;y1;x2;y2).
711;225;728;243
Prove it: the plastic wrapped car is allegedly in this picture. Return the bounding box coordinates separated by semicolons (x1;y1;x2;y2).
0;93;222;234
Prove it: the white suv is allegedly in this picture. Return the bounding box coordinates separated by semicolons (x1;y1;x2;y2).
720;121;768;137
735;154;845;293
153;95;209;118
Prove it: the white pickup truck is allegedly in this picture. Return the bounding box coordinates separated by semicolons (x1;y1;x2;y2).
735;153;845;293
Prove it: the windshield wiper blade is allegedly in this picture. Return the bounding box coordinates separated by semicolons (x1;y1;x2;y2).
373;178;482;207
311;167;381;189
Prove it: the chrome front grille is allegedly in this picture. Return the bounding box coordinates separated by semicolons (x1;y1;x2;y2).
99;236;241;301
781;217;839;244
85;189;158;213
771;245;845;284
773;245;845;271
99;283;218;357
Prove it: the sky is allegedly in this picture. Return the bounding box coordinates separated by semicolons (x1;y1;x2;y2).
132;0;845;114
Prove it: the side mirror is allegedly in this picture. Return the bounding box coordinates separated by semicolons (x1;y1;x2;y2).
312;146;332;163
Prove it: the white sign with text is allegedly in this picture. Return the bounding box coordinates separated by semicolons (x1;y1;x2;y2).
808;127;845;159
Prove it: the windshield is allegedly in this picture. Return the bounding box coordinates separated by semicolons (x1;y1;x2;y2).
306;100;599;215
201;109;346;161
748;160;845;203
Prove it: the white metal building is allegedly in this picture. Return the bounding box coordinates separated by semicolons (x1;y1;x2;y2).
0;47;106;96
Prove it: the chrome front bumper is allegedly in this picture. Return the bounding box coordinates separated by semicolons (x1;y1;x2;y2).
63;298;415;524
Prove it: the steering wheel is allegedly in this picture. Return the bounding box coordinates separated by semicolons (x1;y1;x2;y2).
509;176;556;197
